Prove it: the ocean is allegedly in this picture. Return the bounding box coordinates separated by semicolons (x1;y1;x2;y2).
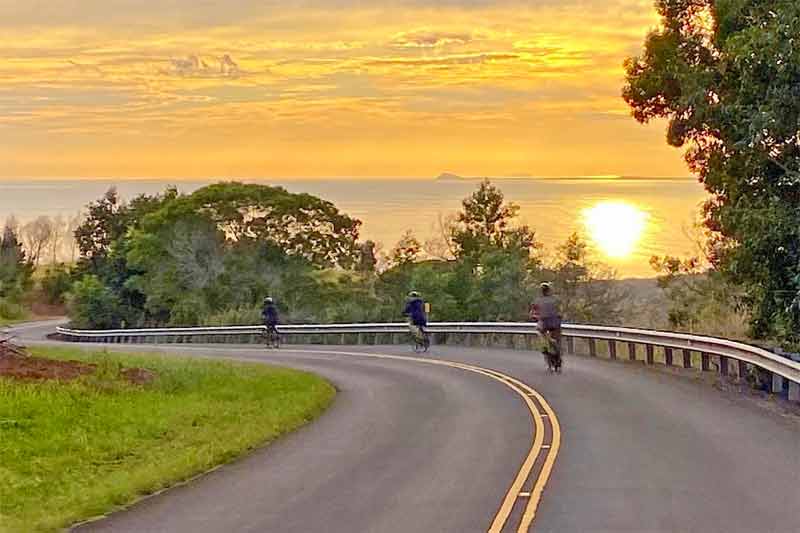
0;178;708;278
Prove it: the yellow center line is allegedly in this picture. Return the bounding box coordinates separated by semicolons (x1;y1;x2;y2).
286;348;560;533
483;371;562;533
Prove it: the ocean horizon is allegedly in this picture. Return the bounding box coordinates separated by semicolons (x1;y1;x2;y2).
0;177;707;278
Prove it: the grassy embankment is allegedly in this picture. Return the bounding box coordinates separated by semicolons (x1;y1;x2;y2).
0;347;335;532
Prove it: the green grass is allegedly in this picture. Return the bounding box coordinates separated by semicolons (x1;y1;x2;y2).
0;347;335;532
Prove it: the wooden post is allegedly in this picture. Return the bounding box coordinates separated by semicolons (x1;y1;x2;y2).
789;381;800;403
772;374;784;394
682;349;692;369
608;340;617;360
628;342;637;361
701;353;711;371
664;347;673;366
566;337;575;355
645;344;654;365
738;360;748;380
719;356;729;376
588;338;597;357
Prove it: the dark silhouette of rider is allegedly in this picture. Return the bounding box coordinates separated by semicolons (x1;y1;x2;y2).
262;297;279;334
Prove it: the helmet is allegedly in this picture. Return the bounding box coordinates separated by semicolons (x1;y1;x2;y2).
264;297;274;304
540;282;552;294
408;291;420;298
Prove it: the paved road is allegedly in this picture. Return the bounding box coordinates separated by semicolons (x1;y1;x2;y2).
14;322;800;532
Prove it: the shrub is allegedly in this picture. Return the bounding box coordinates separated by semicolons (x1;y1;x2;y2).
68;275;121;329
40;264;73;305
0;298;26;321
168;296;208;327
200;306;262;326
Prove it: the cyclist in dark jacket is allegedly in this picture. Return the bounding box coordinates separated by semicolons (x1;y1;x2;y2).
262;297;279;331
403;291;427;327
403;291;429;349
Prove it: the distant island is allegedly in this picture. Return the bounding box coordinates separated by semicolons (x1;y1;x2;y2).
436;173;693;182
436;172;485;181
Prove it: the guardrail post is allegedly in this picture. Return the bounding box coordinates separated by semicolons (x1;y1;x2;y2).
608;340;617;360
682;349;692;369
588;338;597;357
719;356;729;376
565;337;574;355
737;360;747;380
771;374;785;394
701;353;711;371
627;342;637;361
664;347;673;366
645;344;654;365
789;381;800;402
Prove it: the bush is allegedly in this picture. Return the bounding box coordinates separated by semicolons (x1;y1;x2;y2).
0;298;27;321
40;264;73;305
68;275;121;329
168;296;208;327
200;305;262;326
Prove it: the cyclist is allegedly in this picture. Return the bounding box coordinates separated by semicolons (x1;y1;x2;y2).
403;291;429;347
262;297;280;341
531;283;562;371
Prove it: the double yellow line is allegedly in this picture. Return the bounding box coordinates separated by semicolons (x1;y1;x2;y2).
292;348;561;533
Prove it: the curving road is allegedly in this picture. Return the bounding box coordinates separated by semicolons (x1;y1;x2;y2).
13;321;800;533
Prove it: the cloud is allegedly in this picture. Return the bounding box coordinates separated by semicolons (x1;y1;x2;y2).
366;53;519;67
166;54;242;78
67;60;104;75
390;30;473;48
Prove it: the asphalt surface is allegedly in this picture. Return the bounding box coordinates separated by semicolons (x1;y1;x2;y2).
13;321;800;533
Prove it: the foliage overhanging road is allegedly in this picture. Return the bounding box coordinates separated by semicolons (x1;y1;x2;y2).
14;321;800;533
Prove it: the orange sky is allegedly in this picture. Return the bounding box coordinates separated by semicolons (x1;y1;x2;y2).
0;0;687;179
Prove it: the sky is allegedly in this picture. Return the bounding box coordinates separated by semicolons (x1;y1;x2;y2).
0;0;688;179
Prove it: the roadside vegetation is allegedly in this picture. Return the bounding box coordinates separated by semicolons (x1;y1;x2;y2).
59;178;756;342
624;0;800;349
0;347;335;532
0;174;769;346
59;181;626;329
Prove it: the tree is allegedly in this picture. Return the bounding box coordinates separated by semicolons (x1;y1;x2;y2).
0;219;34;300
140;183;361;269
40;263;73;305
650;254;748;337
22;216;54;266
623;0;800;347
423;213;458;261
548;233;625;324
389;231;422;267
451;180;538;259
74;188;128;267
357;240;378;273
68;275;121;329
48;214;66;264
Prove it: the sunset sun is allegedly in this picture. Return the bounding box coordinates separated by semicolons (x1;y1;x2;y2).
582;201;648;259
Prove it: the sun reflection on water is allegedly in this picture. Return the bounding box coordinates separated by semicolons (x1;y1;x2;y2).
582;201;648;259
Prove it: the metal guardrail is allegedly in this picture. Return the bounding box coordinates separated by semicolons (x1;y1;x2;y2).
55;322;800;402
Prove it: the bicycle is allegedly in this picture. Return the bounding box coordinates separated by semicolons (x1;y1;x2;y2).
409;324;431;354
539;330;562;373
264;325;281;349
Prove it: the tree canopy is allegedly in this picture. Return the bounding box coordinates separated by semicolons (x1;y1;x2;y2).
137;183;361;269
624;0;800;347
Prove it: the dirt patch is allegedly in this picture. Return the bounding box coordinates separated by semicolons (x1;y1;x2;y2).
29;302;67;318
120;367;157;385
0;343;156;386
